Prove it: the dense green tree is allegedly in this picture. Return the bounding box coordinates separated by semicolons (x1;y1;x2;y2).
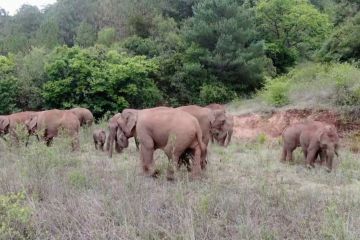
318;13;360;62
184;0;267;93
75;21;97;47
97;27;117;47
256;0;332;72
0;56;20;114
35;19;62;49
42;46;162;117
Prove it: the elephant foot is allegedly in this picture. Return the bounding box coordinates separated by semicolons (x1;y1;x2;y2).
306;163;315;169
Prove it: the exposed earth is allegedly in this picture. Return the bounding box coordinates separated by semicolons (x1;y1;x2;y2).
232;108;360;139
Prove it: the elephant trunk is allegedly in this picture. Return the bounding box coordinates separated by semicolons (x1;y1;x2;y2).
326;146;335;172
106;124;117;158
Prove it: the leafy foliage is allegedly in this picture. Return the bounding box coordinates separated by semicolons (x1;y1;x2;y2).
0;56;20;114
318;13;360;62
42;46;162;117
0;192;33;239
256;0;332;72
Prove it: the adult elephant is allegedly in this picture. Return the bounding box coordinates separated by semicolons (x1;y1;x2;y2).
26;109;80;151
69;107;94;127
177;105;226;169
0;111;37;143
282;120;339;172
206;103;225;111
212;114;234;147
116;107;206;180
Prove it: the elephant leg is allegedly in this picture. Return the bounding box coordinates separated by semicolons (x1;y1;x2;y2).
286;148;295;162
319;150;326;165
305;148;318;168
141;145;157;178
191;146;202;179
281;145;287;162
100;143;104;151
326;156;333;172
94;141;98;150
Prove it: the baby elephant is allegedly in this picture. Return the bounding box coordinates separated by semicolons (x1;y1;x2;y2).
282;120;339;172
93;129;106;151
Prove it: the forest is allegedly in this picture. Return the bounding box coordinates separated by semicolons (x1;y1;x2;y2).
0;0;359;117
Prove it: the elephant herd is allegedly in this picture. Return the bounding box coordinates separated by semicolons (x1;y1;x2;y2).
0;108;93;150
0;104;340;179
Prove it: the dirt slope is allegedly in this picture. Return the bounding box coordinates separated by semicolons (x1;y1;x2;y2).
232;108;359;139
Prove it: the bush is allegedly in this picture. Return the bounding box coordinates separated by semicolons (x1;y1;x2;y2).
97;27;117;47
260;77;290;107
199;83;236;105
260;62;360;107
0;192;33;240
42;46;163;117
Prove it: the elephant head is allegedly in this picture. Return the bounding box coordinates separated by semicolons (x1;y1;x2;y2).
318;125;339;172
121;109;138;138
115;125;129;153
209;109;227;133
0;116;10;134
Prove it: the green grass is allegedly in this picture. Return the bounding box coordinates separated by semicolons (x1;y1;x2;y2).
0;125;360;239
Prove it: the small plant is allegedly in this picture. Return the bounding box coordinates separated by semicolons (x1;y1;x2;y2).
0;191;33;240
257;132;267;145
261;77;290;107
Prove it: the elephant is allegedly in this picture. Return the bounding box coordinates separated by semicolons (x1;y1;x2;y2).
0;111;37;144
93;129;106;151
300;123;339;172
177;105;226;169
25;109;80;151
106;113;129;157
205;103;226;111
117;107;207;180
69;107;94;127
282;120;339;172
211;114;234;146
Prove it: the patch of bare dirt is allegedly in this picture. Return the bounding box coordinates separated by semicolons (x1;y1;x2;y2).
233;108;359;139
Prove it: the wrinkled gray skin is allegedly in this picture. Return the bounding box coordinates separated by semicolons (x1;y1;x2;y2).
93;129;106;151
106;113;129;157
212;114;234;147
282;120;339;172
117;107;206;180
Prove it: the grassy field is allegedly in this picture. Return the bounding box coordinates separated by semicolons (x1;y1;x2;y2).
1;125;360;240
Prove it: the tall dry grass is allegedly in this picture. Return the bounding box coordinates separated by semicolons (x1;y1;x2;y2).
0;126;360;239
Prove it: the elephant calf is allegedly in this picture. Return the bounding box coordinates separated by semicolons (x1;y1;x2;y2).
282;120;339;172
93;129;106;151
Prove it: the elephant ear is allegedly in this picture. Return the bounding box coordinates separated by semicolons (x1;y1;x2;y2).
27;116;38;131
122;109;138;137
208;111;216;127
0;117;10;131
317;126;332;148
210;109;226;128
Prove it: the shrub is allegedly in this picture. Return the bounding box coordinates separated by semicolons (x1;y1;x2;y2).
260;62;360;107
97;27;117;47
260;76;290;107
0;192;33;240
199;83;236;105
